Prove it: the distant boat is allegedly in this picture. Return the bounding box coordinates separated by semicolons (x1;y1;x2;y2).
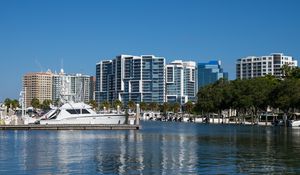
37;102;126;125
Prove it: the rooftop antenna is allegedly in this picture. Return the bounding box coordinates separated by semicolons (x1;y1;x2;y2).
35;59;44;72
60;59;64;74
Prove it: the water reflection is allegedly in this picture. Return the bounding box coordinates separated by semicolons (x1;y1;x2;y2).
1;122;300;174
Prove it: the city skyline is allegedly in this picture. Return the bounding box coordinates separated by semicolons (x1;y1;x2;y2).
1;0;300;101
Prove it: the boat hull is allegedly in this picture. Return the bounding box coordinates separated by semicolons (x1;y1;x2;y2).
39;115;126;125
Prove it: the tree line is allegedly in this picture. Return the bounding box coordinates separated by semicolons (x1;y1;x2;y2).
195;66;300;121
2;98;19;112
91;99;188;114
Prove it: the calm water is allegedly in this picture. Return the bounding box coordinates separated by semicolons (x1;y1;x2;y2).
1;121;300;174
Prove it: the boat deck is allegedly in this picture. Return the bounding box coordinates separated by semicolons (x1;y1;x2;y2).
0;124;140;130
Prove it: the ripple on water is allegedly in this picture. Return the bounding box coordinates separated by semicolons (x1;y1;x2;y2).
1;122;300;174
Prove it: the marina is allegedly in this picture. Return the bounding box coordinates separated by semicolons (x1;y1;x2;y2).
0;79;141;130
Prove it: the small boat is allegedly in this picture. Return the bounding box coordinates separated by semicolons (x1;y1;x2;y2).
289;113;300;127
37;102;126;125
289;120;300;127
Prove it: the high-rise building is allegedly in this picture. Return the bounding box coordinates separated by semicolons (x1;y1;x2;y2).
96;55;165;105
73;74;91;103
236;53;298;79
23;71;53;107
24;69;93;107
95;60;113;104
90;76;96;101
52;70;92;103
166;60;197;104
198;60;228;88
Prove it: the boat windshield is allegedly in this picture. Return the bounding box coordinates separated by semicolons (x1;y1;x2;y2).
48;109;60;120
66;109;90;114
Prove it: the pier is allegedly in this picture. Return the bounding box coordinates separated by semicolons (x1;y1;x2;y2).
0;124;140;130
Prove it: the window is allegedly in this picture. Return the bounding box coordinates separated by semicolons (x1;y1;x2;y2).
67;109;90;114
67;109;81;114
48;110;60;119
82;109;90;114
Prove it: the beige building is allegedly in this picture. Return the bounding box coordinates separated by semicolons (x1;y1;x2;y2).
23;71;53;107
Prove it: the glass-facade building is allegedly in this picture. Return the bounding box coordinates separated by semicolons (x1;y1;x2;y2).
95;60;113;104
96;55;165;105
198;60;228;89
166;60;196;104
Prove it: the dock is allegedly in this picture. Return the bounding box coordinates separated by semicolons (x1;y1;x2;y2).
0;124;140;130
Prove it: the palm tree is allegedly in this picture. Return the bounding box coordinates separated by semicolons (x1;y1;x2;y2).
11;99;19;110
149;102;159;111
140;102;147;112
31;98;40;109
172;102;181;113
101;101;110;111
41;99;52;110
4;98;12;110
184;101;194;114
113;99;123;110
89;100;98;109
127;100;136;112
162;102;170;114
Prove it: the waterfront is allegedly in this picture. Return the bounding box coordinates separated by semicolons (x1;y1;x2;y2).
1;121;300;174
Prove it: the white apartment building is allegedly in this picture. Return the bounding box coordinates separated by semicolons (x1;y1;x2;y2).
95;55;166;105
236;53;297;79
52;69;92;103
166;60;196;104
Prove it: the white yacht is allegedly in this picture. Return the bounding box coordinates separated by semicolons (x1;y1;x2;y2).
38;102;126;125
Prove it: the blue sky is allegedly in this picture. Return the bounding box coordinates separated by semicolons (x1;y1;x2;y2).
0;0;299;101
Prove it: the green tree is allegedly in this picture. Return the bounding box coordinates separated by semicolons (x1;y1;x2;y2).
195;85;215;114
89;100;98;109
101;101;110;111
211;79;229;117
4;98;12;108
281;64;293;78
4;98;12;112
184;101;194;114
172;102;181;113
247;77;278;122
270;78;300;114
127;100;136;111
162;102;170;114
140;102;148;112
149;102;159;111
11;99;19;109
3;98;19;112
113;99;123;110
31;98;40;109
41;99;52;110
291;67;300;78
